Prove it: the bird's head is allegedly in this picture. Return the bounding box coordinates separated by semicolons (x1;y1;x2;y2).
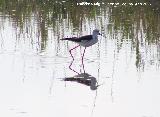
93;29;102;36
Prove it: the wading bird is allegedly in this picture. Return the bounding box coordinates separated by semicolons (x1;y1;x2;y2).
61;29;101;74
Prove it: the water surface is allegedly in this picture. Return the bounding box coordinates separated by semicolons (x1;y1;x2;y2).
0;0;160;117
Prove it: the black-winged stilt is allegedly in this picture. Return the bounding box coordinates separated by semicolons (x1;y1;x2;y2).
61;29;101;74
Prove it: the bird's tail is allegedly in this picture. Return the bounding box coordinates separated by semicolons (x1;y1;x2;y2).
60;37;76;41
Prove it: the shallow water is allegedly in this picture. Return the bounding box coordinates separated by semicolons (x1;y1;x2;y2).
0;1;160;117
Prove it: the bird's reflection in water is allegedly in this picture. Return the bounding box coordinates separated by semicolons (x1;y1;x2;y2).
63;73;100;90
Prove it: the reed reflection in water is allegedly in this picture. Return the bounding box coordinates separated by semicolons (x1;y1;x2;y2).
0;0;160;117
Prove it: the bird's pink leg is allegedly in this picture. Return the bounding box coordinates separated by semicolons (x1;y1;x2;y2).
81;47;86;73
69;45;80;74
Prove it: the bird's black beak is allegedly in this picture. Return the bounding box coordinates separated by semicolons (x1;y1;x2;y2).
99;33;106;38
99;33;102;36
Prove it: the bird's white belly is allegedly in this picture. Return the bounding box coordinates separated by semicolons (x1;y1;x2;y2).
79;39;98;47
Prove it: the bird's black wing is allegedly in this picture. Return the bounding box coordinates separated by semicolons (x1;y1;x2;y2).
77;35;92;41
60;35;92;42
60;37;80;42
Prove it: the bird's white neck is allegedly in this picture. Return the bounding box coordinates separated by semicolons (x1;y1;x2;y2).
92;34;98;40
